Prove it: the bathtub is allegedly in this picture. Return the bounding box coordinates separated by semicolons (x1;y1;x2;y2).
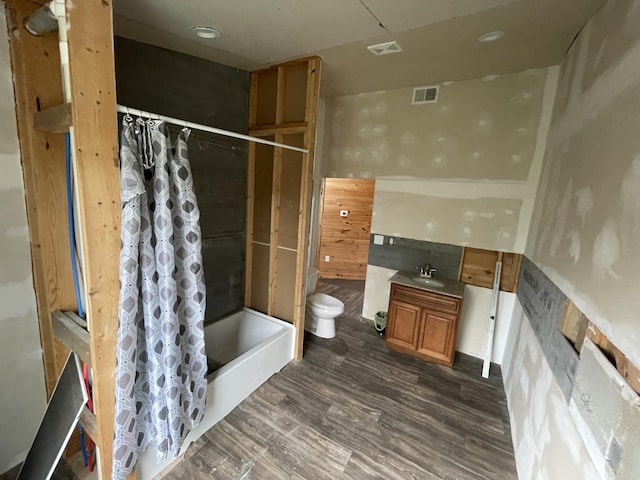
135;308;295;479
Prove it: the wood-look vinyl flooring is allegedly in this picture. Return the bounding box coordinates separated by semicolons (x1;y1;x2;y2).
162;280;517;480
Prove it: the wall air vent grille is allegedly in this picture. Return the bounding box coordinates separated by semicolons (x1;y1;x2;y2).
412;85;439;105
367;41;402;56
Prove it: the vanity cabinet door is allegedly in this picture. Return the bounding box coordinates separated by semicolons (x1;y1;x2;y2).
416;309;457;367
386;299;421;352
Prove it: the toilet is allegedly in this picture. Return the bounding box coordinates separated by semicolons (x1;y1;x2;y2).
305;267;344;338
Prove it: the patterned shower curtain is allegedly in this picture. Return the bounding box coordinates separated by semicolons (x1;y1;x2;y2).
112;117;207;480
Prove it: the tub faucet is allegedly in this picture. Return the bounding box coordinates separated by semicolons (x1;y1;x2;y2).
416;265;437;278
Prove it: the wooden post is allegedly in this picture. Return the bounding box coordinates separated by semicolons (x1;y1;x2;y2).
292;58;321;360
5;0;76;395
65;0;120;477
268;140;283;315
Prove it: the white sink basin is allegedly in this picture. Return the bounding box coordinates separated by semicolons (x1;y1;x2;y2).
412;277;445;288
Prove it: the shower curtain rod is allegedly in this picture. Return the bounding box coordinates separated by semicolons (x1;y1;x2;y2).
116;105;309;154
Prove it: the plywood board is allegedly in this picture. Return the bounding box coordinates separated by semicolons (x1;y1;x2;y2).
255;68;278;126
278;134;304;249
284;63;308;123
459;247;521;292
274;248;297;322
318;178;375;280
250;243;270;314
252;141;275;243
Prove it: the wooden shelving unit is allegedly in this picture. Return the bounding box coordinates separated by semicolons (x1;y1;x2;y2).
245;57;321;361
6;0;121;478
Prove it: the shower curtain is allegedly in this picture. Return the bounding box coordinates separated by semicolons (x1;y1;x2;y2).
113;117;207;480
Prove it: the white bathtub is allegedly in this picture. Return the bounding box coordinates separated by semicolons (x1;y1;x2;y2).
135;308;295;479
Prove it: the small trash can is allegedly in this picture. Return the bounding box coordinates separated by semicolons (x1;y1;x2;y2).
374;311;387;336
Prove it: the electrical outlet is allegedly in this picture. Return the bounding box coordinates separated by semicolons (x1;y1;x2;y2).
325;255;330;262
389;237;394;245
373;235;384;245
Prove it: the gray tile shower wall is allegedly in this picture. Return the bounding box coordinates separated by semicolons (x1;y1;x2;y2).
367;235;463;280
115;37;250;325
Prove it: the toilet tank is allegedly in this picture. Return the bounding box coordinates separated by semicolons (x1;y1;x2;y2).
306;267;318;295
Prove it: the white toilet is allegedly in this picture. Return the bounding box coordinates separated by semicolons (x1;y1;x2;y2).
305;267;344;338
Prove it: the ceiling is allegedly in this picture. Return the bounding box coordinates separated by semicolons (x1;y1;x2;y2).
113;0;607;97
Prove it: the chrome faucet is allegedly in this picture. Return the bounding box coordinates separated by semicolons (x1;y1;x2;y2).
416;264;437;278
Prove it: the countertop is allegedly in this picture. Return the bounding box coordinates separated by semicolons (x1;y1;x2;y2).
389;271;466;299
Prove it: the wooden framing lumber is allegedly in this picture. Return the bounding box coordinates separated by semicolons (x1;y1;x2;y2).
33;103;72;133
66;1;121;477
244;142;256;307
268;139;283;315
246;57;321;360
293;57;321;360
249;123;308;136
79;406;98;442
275;67;286;125
5;0;76;395
51;311;91;367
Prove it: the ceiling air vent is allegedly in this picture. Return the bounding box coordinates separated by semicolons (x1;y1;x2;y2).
412;85;439;105
367;40;402;56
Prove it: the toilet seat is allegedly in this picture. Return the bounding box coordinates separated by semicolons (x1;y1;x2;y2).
308;293;344;315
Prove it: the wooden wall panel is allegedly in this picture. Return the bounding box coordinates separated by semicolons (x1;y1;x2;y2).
318;178;375;280
459;247;521;293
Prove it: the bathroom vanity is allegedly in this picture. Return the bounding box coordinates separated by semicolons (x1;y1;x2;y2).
385;272;465;367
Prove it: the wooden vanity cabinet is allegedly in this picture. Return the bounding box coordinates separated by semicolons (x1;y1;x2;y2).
385;283;463;367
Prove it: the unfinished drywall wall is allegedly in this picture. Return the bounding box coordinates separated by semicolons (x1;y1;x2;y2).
372;187;524;252
503;302;599;480
324;70;546;181
505;1;640;478
0;7;47;473
528;0;640;369
114;37;250;324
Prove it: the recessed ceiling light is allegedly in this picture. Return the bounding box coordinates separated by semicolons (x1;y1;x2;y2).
191;26;221;39
477;31;505;43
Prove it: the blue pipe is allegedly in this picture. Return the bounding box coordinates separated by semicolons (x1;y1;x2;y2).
65;132;85;318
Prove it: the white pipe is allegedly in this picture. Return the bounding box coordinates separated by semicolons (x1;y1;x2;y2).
117;105;309;154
